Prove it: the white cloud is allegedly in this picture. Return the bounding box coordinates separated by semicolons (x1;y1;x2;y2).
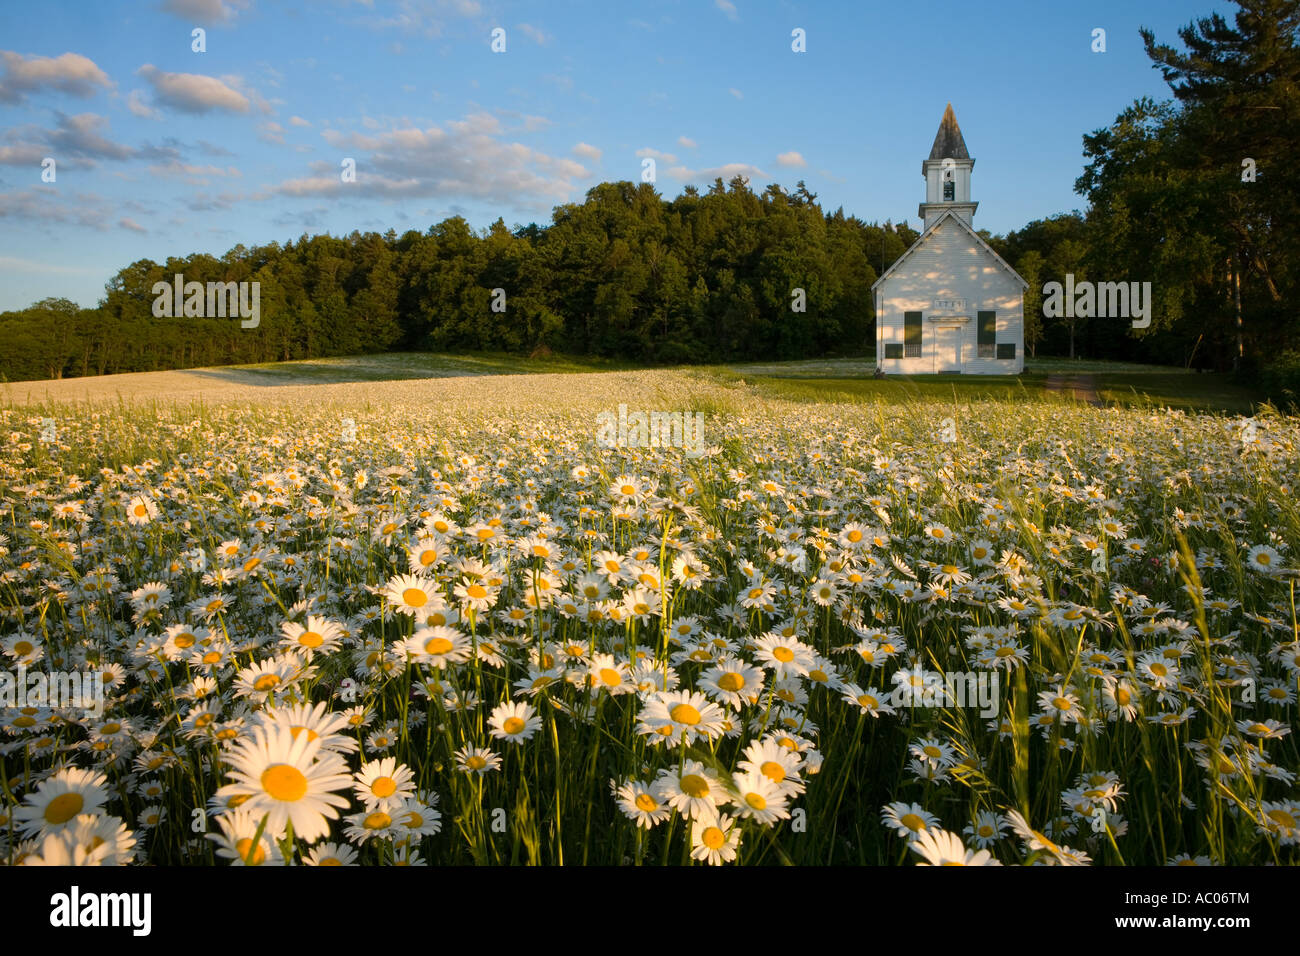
636;147;677;164
0;188;115;229
0;113;138;168
0;51;113;103
517;22;550;45
677;136;697;149
775;151;807;168
258;121;285;144
118;217;147;233
572;142;602;163
160;0;251;24
665;161;766;183
126;89;161;119
136;64;251;114
288;115;311;127
728;87;743;100
353;0;484;38
278;112;587;207
148;159;241;183
715;0;738;21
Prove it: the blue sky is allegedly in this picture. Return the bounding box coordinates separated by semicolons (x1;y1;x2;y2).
0;0;1237;311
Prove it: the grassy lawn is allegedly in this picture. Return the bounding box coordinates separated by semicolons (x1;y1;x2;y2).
706;356;1265;415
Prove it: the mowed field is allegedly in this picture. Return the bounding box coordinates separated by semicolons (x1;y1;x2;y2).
1;354;1297;866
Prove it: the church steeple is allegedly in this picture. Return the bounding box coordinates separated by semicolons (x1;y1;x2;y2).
919;103;978;231
928;103;970;161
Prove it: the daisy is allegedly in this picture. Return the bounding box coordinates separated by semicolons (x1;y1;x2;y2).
655;760;726;820
342;807;402;845
964;810;1006;848
615;779;672;829
304;841;360;866
488;700;542;744
1246;544;1283;574
881;801;938;842
14;767;110;837
384;573;438;616
729;769;791;824
22;814;137;866
699;659;765;709
125;494;159;526
910;827;1002;865
214;724;353;843
232;657;303;702
206;808;284;866
353;757;416;812
279;616;345;655
587;654;635;696
392;797;443;840
454;576;498;613
455;745;502;775
401;626;473;669
637;690;727;745
690;811;741;865
752;632;816;680
1036;685;1082;724
264;700;359;754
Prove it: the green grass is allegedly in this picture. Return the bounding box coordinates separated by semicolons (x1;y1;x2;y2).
701;358;1265;415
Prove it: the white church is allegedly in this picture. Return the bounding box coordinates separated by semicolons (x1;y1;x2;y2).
873;104;1026;374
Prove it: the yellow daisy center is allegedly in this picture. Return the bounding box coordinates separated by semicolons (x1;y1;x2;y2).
670;704;702;725
717;673;745;692
679;774;709;798
44;793;84;824
261;764;308;801
235;838;267;865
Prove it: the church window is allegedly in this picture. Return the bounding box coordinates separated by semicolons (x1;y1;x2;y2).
977;310;996;358
943;179;954;201
904;312;922;357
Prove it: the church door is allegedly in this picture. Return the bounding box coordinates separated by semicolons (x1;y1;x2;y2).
935;324;962;373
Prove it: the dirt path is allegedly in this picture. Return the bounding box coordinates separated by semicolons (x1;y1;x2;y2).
1044;373;1103;406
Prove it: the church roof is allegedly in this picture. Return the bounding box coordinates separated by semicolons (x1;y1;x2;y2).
871;209;1027;291
928;103;969;161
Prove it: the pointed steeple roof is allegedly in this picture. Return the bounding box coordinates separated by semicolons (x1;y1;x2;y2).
928;103;969;160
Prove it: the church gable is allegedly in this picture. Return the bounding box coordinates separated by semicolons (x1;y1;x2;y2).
875;211;1026;292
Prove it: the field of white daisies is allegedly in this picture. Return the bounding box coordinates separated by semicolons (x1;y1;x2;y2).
1;367;1298;866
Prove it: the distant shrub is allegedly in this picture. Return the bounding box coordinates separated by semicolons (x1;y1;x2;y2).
1258;350;1300;410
